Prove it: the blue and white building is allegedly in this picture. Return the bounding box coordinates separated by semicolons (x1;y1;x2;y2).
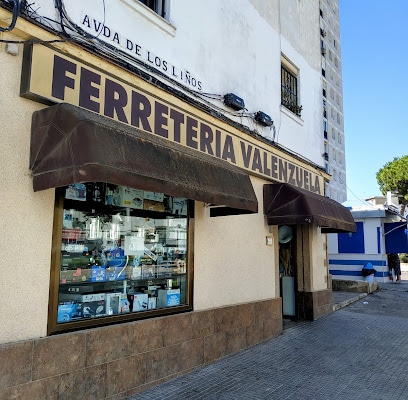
328;194;408;282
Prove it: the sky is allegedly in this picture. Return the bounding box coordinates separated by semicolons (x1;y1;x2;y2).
339;0;408;204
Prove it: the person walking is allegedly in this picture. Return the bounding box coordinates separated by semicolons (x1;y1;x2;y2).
388;253;402;283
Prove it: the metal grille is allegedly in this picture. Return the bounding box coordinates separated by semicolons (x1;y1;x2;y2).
281;66;302;117
139;0;166;18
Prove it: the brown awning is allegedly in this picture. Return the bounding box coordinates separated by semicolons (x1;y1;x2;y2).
263;183;356;233
30;103;258;213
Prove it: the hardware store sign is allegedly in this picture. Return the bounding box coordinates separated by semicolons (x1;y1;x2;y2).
21;44;324;194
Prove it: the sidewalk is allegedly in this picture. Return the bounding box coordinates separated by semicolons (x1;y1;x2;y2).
127;280;408;400
332;290;368;311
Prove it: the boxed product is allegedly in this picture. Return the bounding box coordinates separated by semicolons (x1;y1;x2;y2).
106;265;126;281
124;235;144;257
60;293;106;318
65;183;86;201
62;228;84;240
143;199;165;212
131;266;142;280
105;293;121;315
120;294;131;313
86;182;105;204
91;265;106;282
129;293;149;312
82;293;106;318
57;302;82;322
148;297;157;310
143;191;164;202
144;285;159;297
157;289;180;308
170;197;188;216
141;264;155;279
60;267;90;283
112;186;144;209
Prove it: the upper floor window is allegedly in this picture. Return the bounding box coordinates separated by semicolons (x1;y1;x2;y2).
281;59;302;117
138;0;168;19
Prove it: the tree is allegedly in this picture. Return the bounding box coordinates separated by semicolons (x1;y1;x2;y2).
376;156;408;201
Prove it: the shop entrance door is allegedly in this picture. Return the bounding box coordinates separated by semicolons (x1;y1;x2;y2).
279;225;297;317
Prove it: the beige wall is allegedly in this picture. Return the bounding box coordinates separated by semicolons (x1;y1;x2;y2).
193;176;277;310
0;37;278;344
0;34;55;344
0;16;329;345
311;228;329;291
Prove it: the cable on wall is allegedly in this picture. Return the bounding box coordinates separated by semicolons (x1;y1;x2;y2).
0;0;21;32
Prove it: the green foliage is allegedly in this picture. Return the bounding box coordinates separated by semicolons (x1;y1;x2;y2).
376;156;408;201
400;253;408;263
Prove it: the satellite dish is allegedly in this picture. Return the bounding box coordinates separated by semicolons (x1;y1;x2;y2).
278;225;293;244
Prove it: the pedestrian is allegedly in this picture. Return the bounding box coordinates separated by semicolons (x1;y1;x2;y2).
387;253;402;283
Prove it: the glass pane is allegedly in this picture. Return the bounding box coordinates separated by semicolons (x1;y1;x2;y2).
57;183;188;324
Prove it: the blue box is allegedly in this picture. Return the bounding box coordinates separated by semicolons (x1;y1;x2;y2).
106;266;126;281
91;265;106;282
57;302;82;322
157;289;180;308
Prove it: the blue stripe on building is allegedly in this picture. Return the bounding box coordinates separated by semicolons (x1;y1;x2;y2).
330;269;388;278
329;259;386;266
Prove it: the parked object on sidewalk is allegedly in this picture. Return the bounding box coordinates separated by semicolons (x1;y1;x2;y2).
387;253;402;283
362;263;376;282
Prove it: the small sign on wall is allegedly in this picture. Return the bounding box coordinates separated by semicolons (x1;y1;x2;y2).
266;236;273;246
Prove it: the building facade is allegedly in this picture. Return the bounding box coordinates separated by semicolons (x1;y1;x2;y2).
0;1;354;398
319;0;347;203
329;195;408;282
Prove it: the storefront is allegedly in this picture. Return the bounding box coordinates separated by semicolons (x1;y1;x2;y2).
0;7;355;398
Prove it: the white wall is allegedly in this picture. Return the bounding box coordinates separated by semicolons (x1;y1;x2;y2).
26;0;323;166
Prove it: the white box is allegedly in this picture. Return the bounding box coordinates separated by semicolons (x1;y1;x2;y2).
112;186;144;209
131;293;149;312
143;191;164;202
131;266;142;280
157;289;180;308
105;293;121;315
148;297;157;310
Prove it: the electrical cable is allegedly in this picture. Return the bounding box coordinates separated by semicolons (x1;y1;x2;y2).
3;0;318;171
0;37;70;43
0;0;20;32
338;175;375;207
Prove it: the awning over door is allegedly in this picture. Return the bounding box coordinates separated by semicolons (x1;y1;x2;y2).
263;183;356;233
30;103;258;213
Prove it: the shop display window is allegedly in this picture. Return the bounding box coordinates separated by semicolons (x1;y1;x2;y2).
48;182;192;334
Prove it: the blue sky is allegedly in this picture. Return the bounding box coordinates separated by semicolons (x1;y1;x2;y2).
340;0;408;204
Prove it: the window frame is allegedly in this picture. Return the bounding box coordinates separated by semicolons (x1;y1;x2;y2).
281;58;302;118
138;0;169;19
47;183;194;335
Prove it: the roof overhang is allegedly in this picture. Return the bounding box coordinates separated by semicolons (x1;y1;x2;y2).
263;183;356;233
30;103;258;214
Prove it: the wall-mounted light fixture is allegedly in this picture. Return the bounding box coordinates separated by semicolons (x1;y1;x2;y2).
255;111;273;127
224;93;245;111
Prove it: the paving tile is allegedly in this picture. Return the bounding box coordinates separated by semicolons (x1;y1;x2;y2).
126;283;408;399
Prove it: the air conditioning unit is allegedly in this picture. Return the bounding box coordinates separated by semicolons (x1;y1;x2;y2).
321;46;327;55
323;152;329;161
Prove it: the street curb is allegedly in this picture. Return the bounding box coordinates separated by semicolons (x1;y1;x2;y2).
333;293;368;312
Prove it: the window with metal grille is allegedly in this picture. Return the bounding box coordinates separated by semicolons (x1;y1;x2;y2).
281;65;302;117
138;0;168;19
